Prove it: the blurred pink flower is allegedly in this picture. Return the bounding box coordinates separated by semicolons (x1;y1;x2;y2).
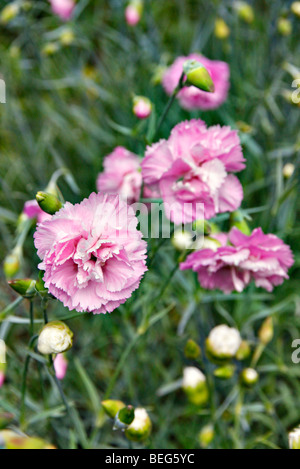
23;200;52;224
49;0;75;21
162;53;230;110
97;147;142;204
133;97;152;119
180;227;294;293
54;354;68;380
125;4;141;26
34;193;147;314
141;119;245;224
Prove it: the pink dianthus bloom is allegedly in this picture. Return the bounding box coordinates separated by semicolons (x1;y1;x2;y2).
97;147;142;204
49;0;75;21
34;193;147;314
162;53;230;110
141;119;245;224
23;200;52;224
180;227;294;293
54;354;68;380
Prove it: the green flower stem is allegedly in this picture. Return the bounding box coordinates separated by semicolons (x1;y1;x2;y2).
153;72;185;141
20;334;39;429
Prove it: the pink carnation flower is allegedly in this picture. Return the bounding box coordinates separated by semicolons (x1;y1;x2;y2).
49;0;75;21
97;147;142;204
54;354;68;380
180;227;294;293
141;119;245;224
34;193;147;314
162;53;230;110
23;200;52;224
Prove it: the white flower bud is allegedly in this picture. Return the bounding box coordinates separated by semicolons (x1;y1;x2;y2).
125;408;152;442
172;230;194;251
207;325;242;359
241;368;259;386
38;321;73;355
183;366;206;389
289;427;300;449
283;163;295;179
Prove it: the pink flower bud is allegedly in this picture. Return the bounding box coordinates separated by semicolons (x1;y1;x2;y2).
125;1;142;26
53;353;68;380
0;371;5;388
49;0;75;21
133;96;152;119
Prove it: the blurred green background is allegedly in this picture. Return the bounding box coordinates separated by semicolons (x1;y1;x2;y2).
0;0;299;449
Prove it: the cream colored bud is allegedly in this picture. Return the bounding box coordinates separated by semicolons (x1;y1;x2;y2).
183;366;206;389
124;408;152;442
291;2;300;18
214;18;230;39
206;325;242;359
38;321;73;355
241;368;259;386
289;427;300;449
283;163;295;179
199;425;214;448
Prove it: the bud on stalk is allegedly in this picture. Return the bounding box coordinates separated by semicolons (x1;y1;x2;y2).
124;408;152;442
8;279;36;299
36;191;62;215
240;368;259;386
289;427;300;449
102;400;126;419
183;60;215;93
37;321;73;355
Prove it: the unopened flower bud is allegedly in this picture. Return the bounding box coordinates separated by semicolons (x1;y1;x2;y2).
3;246;22;279
60;28;75;46
1;3;19;24
125;408;152;442
258;317;273;345
240;368;259;386
289;427;300;449
172;230;194;251
214;364;236;380
236;340;251;361
230;211;251;235
277;18;292;36
133;96;152;119
234;2;254;24
114;405;135;430
8;279;36;299
53;353;68;380
206;325;242;360
291;2;300;18
283;163;295;179
183;60;215;93
214;18;230;39
182;367;209;406
184;339;201;360
198;425;214;448
36;191;62;215
125;0;143;26
0;430;56;450
37;321;73;355
102;400;125;419
42;42;59;56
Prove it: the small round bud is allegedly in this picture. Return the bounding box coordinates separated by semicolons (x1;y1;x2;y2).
37;321;73;355
36;191;62;215
125;1;143;26
240;368;259;386
277;18;292;36
214;364;236;380
198;425;214;448
206;325;242;360
214;18;231;39
172;230;194;251
3;246;22;279
258;317;273;345
102;400;125;419
42;43;59;56
292;2;300;18
53;353;68;380
1;3;19;24
230;211;251;235
8;279;36;299
289;427;300;449
60;28;75;46
0;430;56;450
283;163;295;179
234;2;254;24
183;60;215;93
133;96;152;119
124;408;152;442
184;339;201;360
182;367;209;406
236;340;251;361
